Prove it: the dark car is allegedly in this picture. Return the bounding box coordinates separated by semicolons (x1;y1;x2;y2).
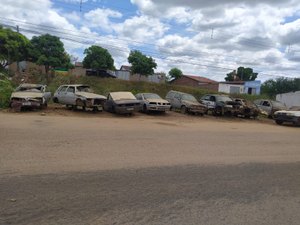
200;94;239;116
104;91;141;115
273;106;300;126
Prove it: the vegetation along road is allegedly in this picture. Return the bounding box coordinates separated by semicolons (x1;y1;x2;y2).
0;110;300;225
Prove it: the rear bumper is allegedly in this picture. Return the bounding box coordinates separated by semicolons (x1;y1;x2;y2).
274;115;300;124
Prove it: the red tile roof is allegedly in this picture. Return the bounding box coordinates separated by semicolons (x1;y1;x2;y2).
184;75;217;84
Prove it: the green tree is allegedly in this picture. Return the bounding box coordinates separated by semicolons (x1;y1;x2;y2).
0;26;31;70
128;50;157;79
29;34;71;81
168;68;183;80
225;67;258;81
83;45;114;70
261;77;300;97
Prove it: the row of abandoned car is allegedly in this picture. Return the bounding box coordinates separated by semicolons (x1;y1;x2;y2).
9;83;300;126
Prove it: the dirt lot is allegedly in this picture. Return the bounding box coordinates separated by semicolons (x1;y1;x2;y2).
0;107;300;225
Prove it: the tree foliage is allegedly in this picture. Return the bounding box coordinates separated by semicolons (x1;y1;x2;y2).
261;77;300;97
128;50;157;76
168;68;183;80
83;45;114;70
225;67;258;81
29;34;71;77
0;26;31;70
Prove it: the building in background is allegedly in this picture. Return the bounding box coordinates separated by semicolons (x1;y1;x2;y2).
115;65;165;83
170;75;218;91
218;80;261;95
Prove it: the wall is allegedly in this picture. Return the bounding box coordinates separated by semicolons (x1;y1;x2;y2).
115;71;165;84
69;67;86;76
218;83;244;94
244;81;261;95
276;91;300;108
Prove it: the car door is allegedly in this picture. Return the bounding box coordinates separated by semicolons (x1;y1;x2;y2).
201;95;214;109
56;86;68;103
173;93;182;109
104;94;113;112
260;100;272;115
64;86;77;105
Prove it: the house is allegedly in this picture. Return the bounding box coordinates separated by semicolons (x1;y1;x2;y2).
276;91;300;108
218;80;261;95
170;75;218;91
115;65;166;84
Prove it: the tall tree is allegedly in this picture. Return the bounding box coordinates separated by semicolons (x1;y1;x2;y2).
261;77;300;97
168;68;183;80
29;34;71;81
0;26;31;70
128;50;157;79
225;67;258;81
83;45;114;70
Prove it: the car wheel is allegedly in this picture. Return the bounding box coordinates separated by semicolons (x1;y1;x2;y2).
53;97;59;103
275;120;283;125
76;99;85;111
214;107;223;116
181;106;187;114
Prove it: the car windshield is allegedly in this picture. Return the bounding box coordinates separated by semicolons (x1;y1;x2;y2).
216;96;232;102
182;94;197;102
110;92;136;100
16;85;43;92
143;93;161;99
77;86;93;92
271;101;285;108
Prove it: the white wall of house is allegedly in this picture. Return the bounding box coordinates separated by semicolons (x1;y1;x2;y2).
218;83;244;94
276;91;300;108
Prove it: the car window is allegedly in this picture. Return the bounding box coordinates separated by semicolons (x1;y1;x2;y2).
262;101;270;106
136;94;142;100
174;93;181;99
166;92;175;99
202;95;210;101
59;86;68;93
67;87;75;93
209;96;216;102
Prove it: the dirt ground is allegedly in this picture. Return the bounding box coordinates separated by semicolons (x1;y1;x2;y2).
0;107;300;225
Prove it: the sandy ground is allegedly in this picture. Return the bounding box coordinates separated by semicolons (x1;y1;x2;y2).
0;108;300;225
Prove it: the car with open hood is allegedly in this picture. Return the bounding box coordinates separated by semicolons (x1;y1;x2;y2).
253;99;287;118
10;83;51;111
136;93;171;113
53;84;106;111
166;90;207;115
273;106;300;126
104;91;141;114
200;94;240;116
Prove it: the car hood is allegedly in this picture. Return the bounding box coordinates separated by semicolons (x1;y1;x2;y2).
11;91;43;99
76;92;106;99
146;98;169;104
274;110;300;116
114;99;140;105
182;100;202;106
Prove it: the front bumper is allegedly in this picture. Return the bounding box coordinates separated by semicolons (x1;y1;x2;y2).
115;105;141;114
148;104;171;112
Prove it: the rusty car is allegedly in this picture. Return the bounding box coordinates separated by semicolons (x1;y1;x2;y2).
10;83;51;111
166;90;207;115
104;91;141;115
135;93;171;113
253;99;287;118
233;98;260;118
53;84;106;111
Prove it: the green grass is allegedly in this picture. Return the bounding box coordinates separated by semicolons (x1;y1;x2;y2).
48;75;267;101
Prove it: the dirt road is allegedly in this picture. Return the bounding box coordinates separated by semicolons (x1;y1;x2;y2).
0;111;300;225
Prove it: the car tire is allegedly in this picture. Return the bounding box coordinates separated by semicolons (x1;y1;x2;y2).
181;106;187;114
275;120;283;125
214;107;223;116
53;97;59;103
76;99;85;111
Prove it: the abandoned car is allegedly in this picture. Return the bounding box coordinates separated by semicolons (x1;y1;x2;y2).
136;93;171;113
254;99;287;118
273;106;300;126
53;85;106;111
104;91;141;114
233;98;260;118
166;90;207;115
200;94;239;116
10;83;51;111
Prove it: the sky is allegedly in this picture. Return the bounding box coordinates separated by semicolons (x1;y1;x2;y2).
1;0;300;81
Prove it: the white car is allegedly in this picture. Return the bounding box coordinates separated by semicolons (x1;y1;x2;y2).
273;106;300;126
53;84;106;111
135;93;171;113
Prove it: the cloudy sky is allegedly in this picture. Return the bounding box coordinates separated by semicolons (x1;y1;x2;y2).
1;0;300;81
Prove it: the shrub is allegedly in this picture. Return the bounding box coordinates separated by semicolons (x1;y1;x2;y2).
0;74;14;108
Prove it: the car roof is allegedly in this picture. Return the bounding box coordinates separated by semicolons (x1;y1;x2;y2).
19;83;45;88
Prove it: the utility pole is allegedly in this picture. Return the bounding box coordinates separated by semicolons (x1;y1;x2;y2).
80;0;83;12
16;25;20;74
